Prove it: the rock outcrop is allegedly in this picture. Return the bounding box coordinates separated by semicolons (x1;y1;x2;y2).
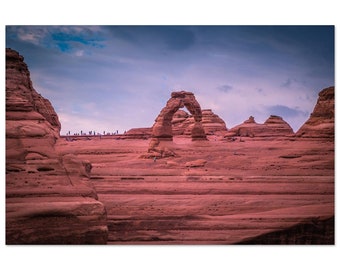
6;48;108;244
201;109;228;135
263;115;295;136
296;86;334;138
6;48;62;173
171;110;191;136
172;109;227;136
225;115;294;138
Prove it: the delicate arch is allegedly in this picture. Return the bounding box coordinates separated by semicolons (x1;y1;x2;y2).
151;91;207;141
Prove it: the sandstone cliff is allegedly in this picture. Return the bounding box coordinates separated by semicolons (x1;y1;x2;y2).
296;86;334;138
6;48;108;244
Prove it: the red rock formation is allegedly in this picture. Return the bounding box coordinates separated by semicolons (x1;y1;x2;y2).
151;91;207;141
6;48;61;130
226;115;294;137
6;48;108;244
6;48;61;166
296;86;334;138
171;110;191;135
128;109;227;140
201;109;228;135
147;91;207;157
172;109;227;136
263;115;294;136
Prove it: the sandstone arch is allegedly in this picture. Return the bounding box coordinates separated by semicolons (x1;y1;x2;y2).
151;91;207;141
146;91;207;157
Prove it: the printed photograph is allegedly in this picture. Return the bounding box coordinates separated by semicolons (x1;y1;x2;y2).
5;25;334;244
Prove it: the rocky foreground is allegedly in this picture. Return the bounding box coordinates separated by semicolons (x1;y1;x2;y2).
6;48;334;244
58;135;333;244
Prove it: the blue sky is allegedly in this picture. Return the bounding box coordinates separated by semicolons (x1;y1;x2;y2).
6;26;334;134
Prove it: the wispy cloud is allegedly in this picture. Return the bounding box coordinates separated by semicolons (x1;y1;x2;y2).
218;84;233;93
266;105;307;118
107;26;196;51
6;26;334;135
281;78;292;88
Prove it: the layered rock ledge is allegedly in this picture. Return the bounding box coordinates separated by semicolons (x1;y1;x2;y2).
6;48;108;244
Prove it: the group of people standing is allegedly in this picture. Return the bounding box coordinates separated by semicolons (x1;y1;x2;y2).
65;130;121;136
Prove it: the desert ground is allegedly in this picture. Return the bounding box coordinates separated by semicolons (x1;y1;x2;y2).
57;135;334;244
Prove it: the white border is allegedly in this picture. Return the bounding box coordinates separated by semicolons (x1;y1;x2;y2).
1;1;338;270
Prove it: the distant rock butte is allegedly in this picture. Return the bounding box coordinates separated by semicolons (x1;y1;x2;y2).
6;48;108;244
225;115;294;138
296;86;334;138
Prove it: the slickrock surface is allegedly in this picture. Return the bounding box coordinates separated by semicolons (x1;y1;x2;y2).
124;128;152;140
225;115;294;138
61;135;333;244
6;48;108;244
296;86;334;138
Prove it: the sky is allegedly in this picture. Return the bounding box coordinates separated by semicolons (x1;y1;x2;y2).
6;25;334;134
